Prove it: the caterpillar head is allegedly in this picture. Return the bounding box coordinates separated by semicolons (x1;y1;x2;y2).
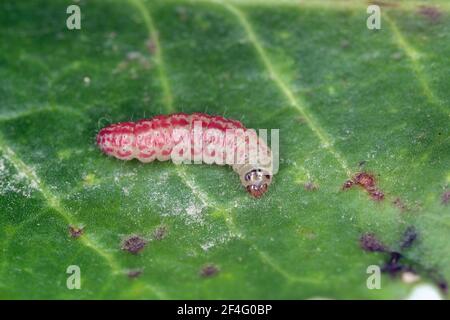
244;168;272;198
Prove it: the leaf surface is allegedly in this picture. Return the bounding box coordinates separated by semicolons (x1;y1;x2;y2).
0;0;449;299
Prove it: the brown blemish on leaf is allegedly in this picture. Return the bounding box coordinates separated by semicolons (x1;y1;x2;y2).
121;235;147;254
393;197;407;212
342;179;354;190
153;226;168;241
370;190;385;201
126;269;143;279
342;172;385;201
360;233;387;252
200;264;219;278
304;182;318;191
418;6;442;23
69;225;84;238
441;190;450;206
354;172;375;189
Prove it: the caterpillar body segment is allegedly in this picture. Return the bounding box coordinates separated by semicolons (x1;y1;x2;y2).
97;113;273;198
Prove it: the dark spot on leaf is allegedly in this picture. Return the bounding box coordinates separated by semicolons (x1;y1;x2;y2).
343;172;385;201
360;233;387;252
153;226;168;241
381;253;447;292
417;6;442;23
200;264;219;278
121;235;147;254
304;182;318;191
358;160;367;167
441;190;450;206
354;172;375;189
437;278;448;293
381;252;405;276
401;227;418;250
362;229;447;293
68;225;84;238
126;269;143;279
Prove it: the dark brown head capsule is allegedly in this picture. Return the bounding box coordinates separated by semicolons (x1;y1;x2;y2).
244;168;272;198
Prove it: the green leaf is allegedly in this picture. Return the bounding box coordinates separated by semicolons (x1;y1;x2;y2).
0;0;449;299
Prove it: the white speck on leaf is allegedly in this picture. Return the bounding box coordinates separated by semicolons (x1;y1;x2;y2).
0;156;39;198
201;242;215;251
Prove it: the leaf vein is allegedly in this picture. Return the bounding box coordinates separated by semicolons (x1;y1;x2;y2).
0;136;122;278
385;13;449;117
217;1;352;176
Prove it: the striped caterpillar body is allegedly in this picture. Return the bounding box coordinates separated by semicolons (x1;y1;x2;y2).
96;113;273;198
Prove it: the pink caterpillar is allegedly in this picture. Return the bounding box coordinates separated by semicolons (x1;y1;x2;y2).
97;113;273;198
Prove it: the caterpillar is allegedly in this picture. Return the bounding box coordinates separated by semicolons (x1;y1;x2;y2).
96;112;274;198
